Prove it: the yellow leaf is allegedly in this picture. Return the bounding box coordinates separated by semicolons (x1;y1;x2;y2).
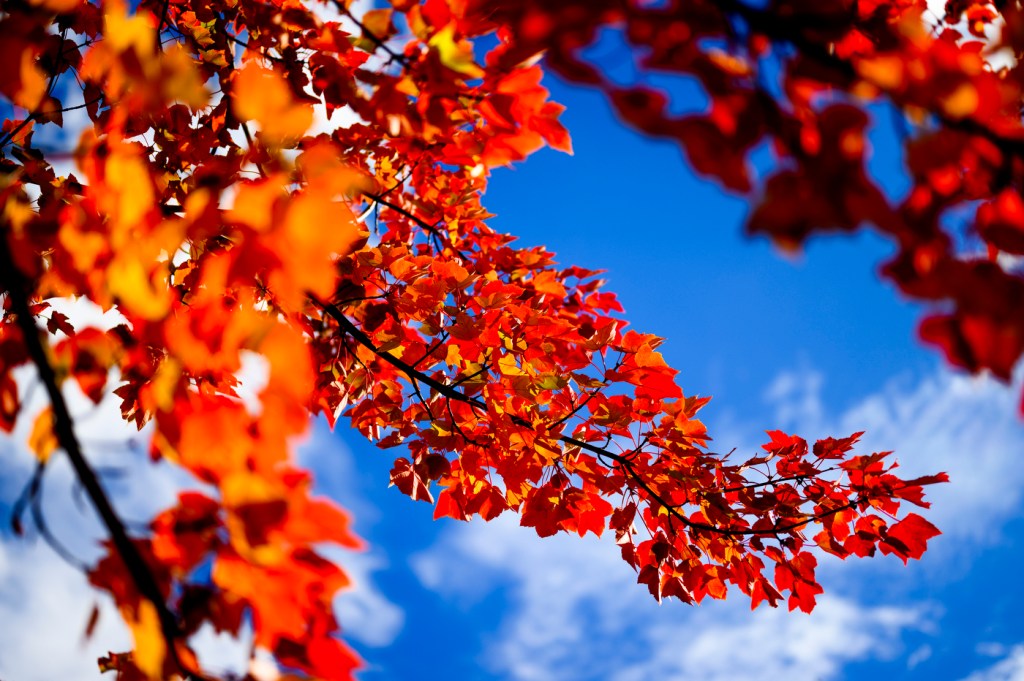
161;43;209;109
3;193;36;234
108;255;171;321
28;407;58;462
942;83;979;120
104;4;156;59
707;49;751;77
126;600;166;680
147;357;182;412
375;154;398;185
227;175;288;232
232;64;312;146
395;75;419;97
200;49;229;68
14;48;48;110
498;354;524;376
429;24;485;78
535;438;562;464
361;8;394;39
59;221;107;273
267;188;361;307
297;142;376;197
406;5;429;39
855;56;904;91
104;149;154;240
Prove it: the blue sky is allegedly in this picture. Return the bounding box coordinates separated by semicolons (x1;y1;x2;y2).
3;26;1024;681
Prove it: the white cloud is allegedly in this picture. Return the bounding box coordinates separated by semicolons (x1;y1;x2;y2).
763;365;824;431
839;371;1024;544
0;539;130;680
412;364;1024;680
960;645;1024;681
980;643;1012;658
412;515;930;681
612;597;923;681
412;517;642;680
907;644;933;670
0;381;179;681
330;550;404;648
0;379;402;679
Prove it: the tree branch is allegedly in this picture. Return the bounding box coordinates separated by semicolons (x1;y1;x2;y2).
312;296;858;539
334;2;410;68
0;239;195;677
362;190;453;252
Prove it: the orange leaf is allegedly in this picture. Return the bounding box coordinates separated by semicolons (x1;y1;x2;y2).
125;600;166;680
28;407;58;462
233;64;313;146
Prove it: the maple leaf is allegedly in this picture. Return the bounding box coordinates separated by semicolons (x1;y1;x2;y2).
232;64;313;146
880;513;942;563
430;24;485;78
0;1;965;679
390;456;435;503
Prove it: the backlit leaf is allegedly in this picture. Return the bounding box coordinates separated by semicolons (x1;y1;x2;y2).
233;65;313;146
28;407;58;463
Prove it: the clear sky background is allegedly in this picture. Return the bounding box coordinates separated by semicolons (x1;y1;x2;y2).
3;24;1024;681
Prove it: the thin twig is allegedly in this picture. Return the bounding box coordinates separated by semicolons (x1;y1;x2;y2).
335;2;410;67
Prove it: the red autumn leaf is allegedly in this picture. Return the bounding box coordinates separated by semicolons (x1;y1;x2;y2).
890;472;951;507
390;456;435;503
0;0;979;678
881;513;942;563
46;311;75;336
977;189;1024;255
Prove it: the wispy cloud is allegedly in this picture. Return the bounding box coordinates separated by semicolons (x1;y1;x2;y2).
413;514;931;681
959;645;1024;681
0;390;402;679
0;538;132;680
611;597;925;681
413;364;1024;680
